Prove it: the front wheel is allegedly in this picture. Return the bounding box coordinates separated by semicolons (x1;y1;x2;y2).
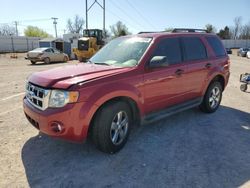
91;102;132;153
200;81;222;113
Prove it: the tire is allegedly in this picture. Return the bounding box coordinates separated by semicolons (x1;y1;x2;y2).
240;84;247;92
44;57;50;64
77;56;83;62
30;60;36;65
91;101;132;154
63;56;68;62
200;81;222;113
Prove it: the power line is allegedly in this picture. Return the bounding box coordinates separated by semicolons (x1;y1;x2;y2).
109;0;145;30
125;0;157;30
106;9;142;31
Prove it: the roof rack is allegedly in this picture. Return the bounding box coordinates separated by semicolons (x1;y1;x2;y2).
138;31;160;34
172;28;208;33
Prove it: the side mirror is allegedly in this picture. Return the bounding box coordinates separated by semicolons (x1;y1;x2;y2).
149;56;168;68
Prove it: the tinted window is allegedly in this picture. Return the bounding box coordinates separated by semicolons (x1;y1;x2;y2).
153;38;182;65
182;37;207;61
45;49;51;53
206;36;226;57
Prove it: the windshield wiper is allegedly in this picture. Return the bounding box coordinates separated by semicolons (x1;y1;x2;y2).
93;62;110;66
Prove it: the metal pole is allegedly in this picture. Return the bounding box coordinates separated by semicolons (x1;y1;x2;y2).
103;0;105;38
51;17;58;38
14;21;18;36
86;0;88;29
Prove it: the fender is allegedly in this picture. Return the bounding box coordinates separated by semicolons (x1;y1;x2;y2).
202;68;227;96
78;82;144;134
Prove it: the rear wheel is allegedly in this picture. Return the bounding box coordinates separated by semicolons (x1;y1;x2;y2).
240;84;247;92
200;81;222;113
91;102;132;153
44;57;50;64
63;56;68;62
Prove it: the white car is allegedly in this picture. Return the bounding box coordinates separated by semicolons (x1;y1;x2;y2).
26;47;69;64
247;51;250;59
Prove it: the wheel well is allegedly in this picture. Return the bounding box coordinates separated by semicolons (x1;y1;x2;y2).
211;75;225;91
87;96;140;138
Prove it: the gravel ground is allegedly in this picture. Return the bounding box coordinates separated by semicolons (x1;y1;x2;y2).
0;53;249;188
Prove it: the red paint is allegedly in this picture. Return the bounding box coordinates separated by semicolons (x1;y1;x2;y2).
23;32;230;142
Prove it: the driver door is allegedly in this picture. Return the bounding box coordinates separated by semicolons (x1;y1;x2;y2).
143;37;189;114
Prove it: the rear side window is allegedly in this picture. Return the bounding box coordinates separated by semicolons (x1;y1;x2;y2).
206;36;226;57
182;37;207;61
153;38;182;65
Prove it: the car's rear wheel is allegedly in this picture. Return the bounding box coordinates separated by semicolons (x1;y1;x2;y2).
63;56;68;62
240;84;247;92
44;57;50;64
91;101;132;153
200;81;222;113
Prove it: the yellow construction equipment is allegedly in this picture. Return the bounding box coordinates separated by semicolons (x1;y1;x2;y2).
73;29;104;62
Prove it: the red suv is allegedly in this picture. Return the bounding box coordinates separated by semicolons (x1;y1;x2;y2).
23;29;230;153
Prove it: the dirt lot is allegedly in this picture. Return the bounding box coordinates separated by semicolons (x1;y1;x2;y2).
0;53;250;188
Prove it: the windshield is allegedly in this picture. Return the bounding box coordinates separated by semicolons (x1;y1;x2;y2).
90;37;152;67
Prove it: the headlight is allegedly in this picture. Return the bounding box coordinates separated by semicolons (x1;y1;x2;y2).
49;90;79;108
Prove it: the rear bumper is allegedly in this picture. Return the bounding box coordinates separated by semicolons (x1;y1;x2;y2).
23;97;90;142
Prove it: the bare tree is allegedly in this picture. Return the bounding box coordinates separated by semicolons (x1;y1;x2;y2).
110;21;131;38
67;15;85;34
239;21;250;39
233;16;242;39
0;24;16;36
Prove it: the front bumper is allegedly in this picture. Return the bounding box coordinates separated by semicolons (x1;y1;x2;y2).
23;97;89;142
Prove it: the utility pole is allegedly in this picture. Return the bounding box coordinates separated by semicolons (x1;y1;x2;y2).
85;0;88;29
85;0;106;37
51;17;58;38
14;21;18;36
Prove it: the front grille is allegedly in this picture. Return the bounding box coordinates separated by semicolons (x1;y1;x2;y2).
26;82;50;110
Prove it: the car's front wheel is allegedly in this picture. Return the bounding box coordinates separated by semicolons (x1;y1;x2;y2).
200;81;222;113
91;101;132;153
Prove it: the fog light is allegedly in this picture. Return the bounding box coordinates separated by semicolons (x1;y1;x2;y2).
50;121;64;133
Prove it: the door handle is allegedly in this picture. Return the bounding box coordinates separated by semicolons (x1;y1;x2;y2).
205;63;212;68
175;69;184;76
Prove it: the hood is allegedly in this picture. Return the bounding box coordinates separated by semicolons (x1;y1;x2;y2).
28;63;131;89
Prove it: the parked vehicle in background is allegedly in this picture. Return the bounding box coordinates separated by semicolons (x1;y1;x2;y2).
246;51;250;59
237;48;249;57
73;29;105;62
226;48;232;54
23;28;230;153
26;47;69;64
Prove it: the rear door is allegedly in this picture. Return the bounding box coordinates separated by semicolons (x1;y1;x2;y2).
181;36;209;99
53;48;64;61
144;37;190;114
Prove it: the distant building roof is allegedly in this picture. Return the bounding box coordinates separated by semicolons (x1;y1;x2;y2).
39;38;64;42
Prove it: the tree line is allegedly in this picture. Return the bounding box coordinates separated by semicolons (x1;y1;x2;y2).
0;15;249;39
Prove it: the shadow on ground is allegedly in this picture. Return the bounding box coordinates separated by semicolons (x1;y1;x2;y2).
22;106;250;188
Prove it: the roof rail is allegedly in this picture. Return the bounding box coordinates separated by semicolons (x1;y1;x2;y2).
172;28;208;33
138;31;160;34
